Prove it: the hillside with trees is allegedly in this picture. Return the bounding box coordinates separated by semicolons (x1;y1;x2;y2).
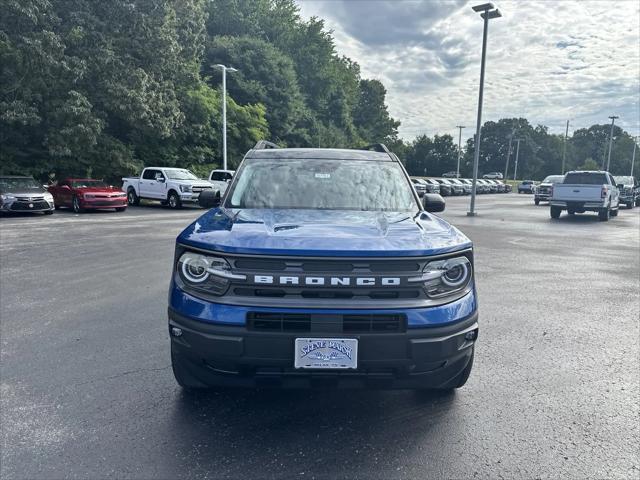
1;0;637;182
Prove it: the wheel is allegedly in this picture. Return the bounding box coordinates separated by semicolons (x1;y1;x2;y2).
550;206;561;219
72;195;84;213
54;204;60;210
534;198;540;205
171;345;209;391
44;210;54;215
115;207;126;212
610;208;618;217
450;349;474;389
127;188;139;206
167;191;182;209
598;207;610;221
626;202;633;209
636;198;640;207
567;209;575;215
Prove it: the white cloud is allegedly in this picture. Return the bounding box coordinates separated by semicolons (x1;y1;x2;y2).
297;0;640;140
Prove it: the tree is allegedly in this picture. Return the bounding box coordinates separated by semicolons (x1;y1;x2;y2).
353;79;400;144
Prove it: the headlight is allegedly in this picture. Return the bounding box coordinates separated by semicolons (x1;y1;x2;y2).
410;256;473;300
44;193;54;203
176;251;245;296
180;185;192;193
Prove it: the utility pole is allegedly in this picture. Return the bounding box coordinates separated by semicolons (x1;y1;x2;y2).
468;3;501;217
456;125;465;178
606;115;618;172
562;120;569;174
513;138;523;180
215;64;238;171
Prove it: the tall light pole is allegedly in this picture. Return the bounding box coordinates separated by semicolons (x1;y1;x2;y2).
215;64;238;171
456;125;465;178
513;138;523;180
468;3;501;217
631;136;638;176
605;115;618;172
562;120;569;174
504;128;515;180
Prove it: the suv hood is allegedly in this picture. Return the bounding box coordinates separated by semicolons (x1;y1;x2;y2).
178;208;472;257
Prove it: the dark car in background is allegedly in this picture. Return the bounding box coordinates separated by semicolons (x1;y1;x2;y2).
0;175;55;215
534;175;564;205
614;175;640;208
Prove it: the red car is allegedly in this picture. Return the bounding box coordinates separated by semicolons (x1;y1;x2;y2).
48;178;127;213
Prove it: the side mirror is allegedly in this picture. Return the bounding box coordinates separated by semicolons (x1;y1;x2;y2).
422;193;445;213
157;177;165;183
62;185;71;190
617;184;624;189
199;189;221;209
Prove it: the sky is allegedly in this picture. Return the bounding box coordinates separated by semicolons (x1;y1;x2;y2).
297;0;640;142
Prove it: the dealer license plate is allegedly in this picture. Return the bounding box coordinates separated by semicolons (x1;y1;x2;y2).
294;338;358;370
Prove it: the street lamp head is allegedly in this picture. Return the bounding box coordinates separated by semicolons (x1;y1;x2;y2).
215;64;225;69
227;67;238;73
472;2;494;12
482;9;502;19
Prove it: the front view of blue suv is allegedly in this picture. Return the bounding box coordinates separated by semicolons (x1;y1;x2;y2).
168;143;478;390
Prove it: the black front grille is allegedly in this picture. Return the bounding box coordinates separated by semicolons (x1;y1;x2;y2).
11;201;50;211
247;313;406;333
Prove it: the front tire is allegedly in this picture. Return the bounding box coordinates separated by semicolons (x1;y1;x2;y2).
171;345;209;391
127;188;140;206
115;207;126;212
44;210;54;215
534;198;540;205
72;196;84;213
550;206;561;219
167;191;182;209
610;208;618;217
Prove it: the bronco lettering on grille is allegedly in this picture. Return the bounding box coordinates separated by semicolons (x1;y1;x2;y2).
253;275;402;287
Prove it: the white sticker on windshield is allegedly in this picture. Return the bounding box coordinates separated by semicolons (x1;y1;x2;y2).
314;173;330;179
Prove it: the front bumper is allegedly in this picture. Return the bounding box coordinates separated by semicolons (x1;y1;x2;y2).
1;199;54;212
168;289;478;389
619;194;635;203
80;198;127;209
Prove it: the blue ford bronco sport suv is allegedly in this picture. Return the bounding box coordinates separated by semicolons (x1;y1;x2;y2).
169;142;478;390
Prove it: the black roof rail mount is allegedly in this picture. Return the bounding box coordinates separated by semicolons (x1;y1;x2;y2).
254;140;280;150
359;143;391;154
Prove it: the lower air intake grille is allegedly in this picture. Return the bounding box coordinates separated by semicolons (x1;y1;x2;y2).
247;313;406;333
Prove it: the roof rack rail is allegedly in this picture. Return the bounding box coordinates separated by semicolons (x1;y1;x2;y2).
253;140;280;150
359;143;392;154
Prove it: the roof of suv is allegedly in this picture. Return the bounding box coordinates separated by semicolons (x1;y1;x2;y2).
246;147;394;162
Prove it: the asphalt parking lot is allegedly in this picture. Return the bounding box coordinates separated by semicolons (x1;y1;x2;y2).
1;195;639;479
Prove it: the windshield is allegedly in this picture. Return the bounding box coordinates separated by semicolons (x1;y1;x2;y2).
165;169;198;180
0;177;40;190
615;176;634;185
226;158;418;212
542;175;564;183
71;180;108;188
564;172;608;185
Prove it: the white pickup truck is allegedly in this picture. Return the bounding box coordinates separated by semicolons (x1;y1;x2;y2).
122;167;214;209
550;170;620;221
207;169;235;196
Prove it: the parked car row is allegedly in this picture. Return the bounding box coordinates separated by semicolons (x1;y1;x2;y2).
411;177;512;196
1;167;236;216
412;177;511;197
